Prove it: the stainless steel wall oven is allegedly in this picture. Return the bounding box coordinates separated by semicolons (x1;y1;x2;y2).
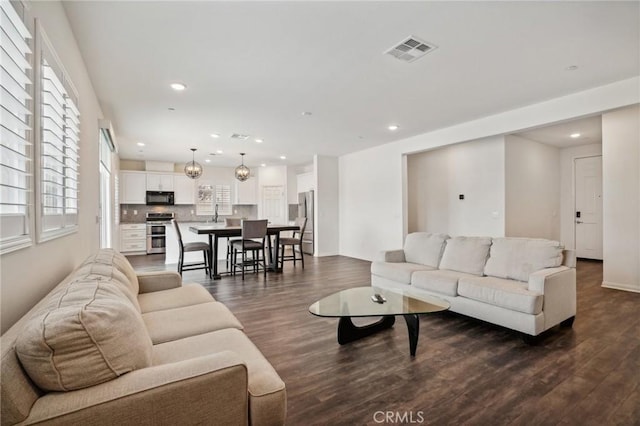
145;212;175;254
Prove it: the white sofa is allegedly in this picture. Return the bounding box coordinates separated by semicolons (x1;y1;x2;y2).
371;233;576;337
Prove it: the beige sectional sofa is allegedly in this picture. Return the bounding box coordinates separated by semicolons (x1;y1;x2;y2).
371;233;577;337
1;249;285;425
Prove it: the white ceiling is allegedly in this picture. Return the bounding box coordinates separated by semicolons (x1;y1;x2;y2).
62;1;639;168
515;115;603;148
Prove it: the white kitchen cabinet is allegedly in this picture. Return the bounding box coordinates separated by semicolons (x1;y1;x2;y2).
234;178;257;204
120;171;146;204
297;172;314;193
174;174;195;204
120;224;146;253
146;173;174;191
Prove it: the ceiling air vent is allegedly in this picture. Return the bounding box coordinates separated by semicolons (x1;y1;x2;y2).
230;133;250;140
384;36;437;63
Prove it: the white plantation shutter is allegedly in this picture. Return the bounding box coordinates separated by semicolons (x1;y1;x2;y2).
38;25;79;240
0;0;33;254
215;184;232;215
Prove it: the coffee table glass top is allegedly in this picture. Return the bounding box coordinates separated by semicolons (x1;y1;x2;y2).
309;286;450;318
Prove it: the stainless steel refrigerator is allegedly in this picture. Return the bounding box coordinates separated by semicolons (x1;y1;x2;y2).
298;191;314;255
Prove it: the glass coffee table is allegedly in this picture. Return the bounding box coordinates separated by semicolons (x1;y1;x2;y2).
309;286;450;356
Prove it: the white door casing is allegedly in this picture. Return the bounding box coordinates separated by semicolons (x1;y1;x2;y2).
575;156;603;259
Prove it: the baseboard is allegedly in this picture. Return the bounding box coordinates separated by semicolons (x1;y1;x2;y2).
601;281;640;293
314;251;339;257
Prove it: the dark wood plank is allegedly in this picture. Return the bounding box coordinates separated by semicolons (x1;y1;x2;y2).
127;254;640;426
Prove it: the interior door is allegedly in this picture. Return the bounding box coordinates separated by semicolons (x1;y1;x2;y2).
575;156;603;259
262;185;286;224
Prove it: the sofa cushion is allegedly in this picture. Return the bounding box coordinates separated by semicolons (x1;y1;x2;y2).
403;232;449;268
371;261;436;285
138;283;214;313
411;270;478;297
439;236;492;276
142;302;244;344
72;263;141;312
458;276;543;315
484;238;563;282
15;278;153;392
80;249;139;294
152;328;286;426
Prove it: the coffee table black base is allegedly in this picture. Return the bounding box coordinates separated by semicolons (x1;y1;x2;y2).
337;314;420;356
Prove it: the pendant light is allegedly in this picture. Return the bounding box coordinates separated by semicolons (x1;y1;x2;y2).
235;153;250;182
184;148;203;179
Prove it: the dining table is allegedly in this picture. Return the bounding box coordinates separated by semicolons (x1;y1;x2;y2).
189;222;300;279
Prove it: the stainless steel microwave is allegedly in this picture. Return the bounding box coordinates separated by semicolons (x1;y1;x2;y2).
146;191;174;206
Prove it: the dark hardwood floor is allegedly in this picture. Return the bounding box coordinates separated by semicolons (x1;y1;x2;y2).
127;254;640;426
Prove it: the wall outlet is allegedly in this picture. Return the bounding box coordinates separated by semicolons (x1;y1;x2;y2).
133;210;137;215
190;210;194;215
123;210;127;215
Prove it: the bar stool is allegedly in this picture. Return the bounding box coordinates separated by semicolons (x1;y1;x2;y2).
225;217;242;269
172;219;211;276
229;219;268;280
279;217;307;269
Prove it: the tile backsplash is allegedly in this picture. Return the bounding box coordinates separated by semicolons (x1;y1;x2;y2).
120;204;257;223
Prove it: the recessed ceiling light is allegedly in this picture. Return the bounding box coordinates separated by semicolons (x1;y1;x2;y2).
216;150;223;154
261;163;266;167
570;133;581;138
205;158;211;163
565;65;578;71
136;142;145;147
279;155;286;160
170;82;186;91
301;111;312;116
210;133;220;138
255;138;263;143
388;124;400;131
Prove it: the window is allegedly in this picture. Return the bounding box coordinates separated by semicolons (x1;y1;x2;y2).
0;1;33;254
36;26;80;241
99;129;112;248
215;184;232;215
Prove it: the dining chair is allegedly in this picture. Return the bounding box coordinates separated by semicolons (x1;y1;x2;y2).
278;217;307;269
172;219;211;276
225;217;242;269
229;219;268;280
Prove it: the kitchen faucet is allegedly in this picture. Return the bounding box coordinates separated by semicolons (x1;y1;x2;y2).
213;204;219;223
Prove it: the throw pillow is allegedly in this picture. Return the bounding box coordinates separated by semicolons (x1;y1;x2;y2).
439;236;492;276
484;238;563;282
15;278;152;392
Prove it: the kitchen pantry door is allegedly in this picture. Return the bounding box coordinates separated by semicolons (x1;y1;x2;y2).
574;156;603;260
262;185;286;224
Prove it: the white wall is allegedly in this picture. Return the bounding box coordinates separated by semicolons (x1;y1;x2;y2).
339;77;639;261
0;1;106;332
314;156;339;256
505;135;561;240
602;104;640;293
340;143;405;260
407;147;449;233
286;166;298;206
407;136;506;237
559;143;602;249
